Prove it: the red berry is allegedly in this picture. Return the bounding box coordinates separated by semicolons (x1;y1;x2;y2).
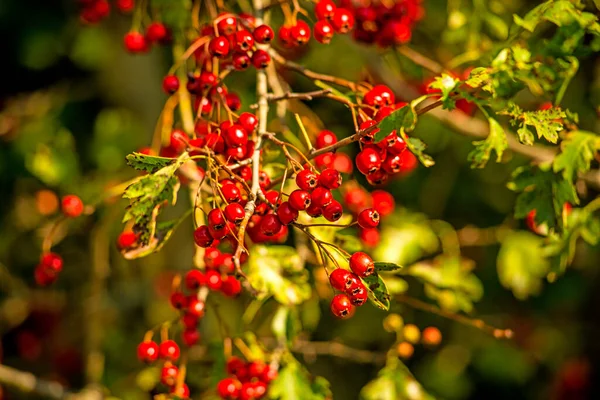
289;189;311;211
314;20;334;44
349;252;374;277
116;0;134;13
260;214;282;236
137;340;159;363
330;294;355;319
40;252;63;273
306;203;323;218
199;71;218;90
333;153;353;174
232;52;251;70
251;49;271;69
170;129;188;153
182;312;199;329
226;93;242;111
247;360;267;379
159;340;180;361
277;202;298;225
161;363;179;386
187;298;206;317
346;275;364;296
194;225;214;248
290;21;311;46
253;24;274;44
124;32;148;53
296;169;318;191
357;208;380;229
61;194;84;217
224;203;245;224
170;292;187;310
217;377;242;399
226;356;245;376
388;136;408;155
34;265;57;286
206;270;223;291
209;36;230;58
217;14;237;35
350;285;368;306
322;200;343;222
359;227;380;247
329;268;353;291
117;231;137;249
356;148;382;175
252;381;267;398
311;187;333;208
239;382;256;400
208;208;226;231
234;29;255;51
315;0;337;20
238;112;258;133
221;275;242;297
259;171;272;190
221;183;241;203
318;168;342;189
162;75;180;94
185;269;206;290
146;22;168;43
261;365;278;382
382;154;402;174
366;169;389;185
332;9;355;33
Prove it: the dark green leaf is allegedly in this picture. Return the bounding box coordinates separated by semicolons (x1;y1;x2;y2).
360;356;434;400
375;105;417;142
553;131;600;182
361;273;391;311
503;103;566;145
126;152;176;173
268;356;331;400
373;262;403;272
468;117;507;168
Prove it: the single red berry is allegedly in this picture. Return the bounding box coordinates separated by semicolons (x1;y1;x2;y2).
239;382;256;400
330;294;355;319
318;168;342;189
209;36;230;58
208;208;226;231
252;381;268;398
170;129;188;153
137;340;159;363
306;203;323;218
199;71;218;90
314;20;334;44
34;265;58;286
234;29;255;51
277;202;299;225
278;26;294;48
322;200;343;222
217;377;242;399
349;252;375;277
232;52;251;70
346;275;364;296
185;269;206;290
204;247;221;268
332;9;355;33
187;298;206;317
194;225;214;248
162;75;180;95
261;365;278;382
356;148;382;175
260;213;282;236
146;22;168;43
124;32;148;53
161;362;179;386
350;285;368;306
217;14;237;35
311;186;333;208
359;227;380;247
315;0;337;20
288;189;311;211
366;169;389;185
238;112;258;133
182;312;199;329
118;231;137;249
221;183;241;203
253;24;274;44
40;252;63;273
182;328;200;347
333;152;353;174
290;21;311;46
251;49;271;69
226;356;246;376
296;169;318;191
61;194;84;217
247;361;267;379
226;92;242;111
221;275;242;297
329;268;353;291
216;253;235;274
205;270;223;291
159;340;180;361
224;203;245;225
388;136;407;155
315;152;335;169
382;154;402;174
169;292;187;310
357;208;380;229
238;165;252;181
116;0;134;13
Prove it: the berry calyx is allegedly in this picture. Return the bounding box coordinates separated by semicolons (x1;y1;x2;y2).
289;189;312;211
357;208;380;229
295;169;318;191
329;268;353;291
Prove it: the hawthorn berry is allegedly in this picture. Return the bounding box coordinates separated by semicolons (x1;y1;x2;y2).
355;148;382;175
34;265;58;286
295;169;318;191
124;32;148;53
319;168;342;189
61;194;84;218
260;214;282;236
306;203;323;218
159;340;180;361
290;21;311;46
224;203;245;224
162;75;180;94
349;252;374;277
226;93;242;111
253;24;274;44
146;22;168;43
217;377;242;399
238;112;258;132
115;0;134;13
239;382;256;400
315;0;337;21
221;183;241;203
357;208;380;229
311;187;333;208
170;129;188;153
40;252;63;273
314;20;334;44
169;292;187;310
117;231;137;249
194;225;214;248
329;268;353;291
232;52;251;70
330;294;355;319
259;171;272;189
234;29;255;51
350;285;368;306
261;365;278;382
332;9;355;33
276;202;299;225
289;189;311;211
251;49;271;69
366;169;389;185
323;200;343;222
161;362;179;386
221;275;242;297
278;26;294;48
359;227;380;247
209;36;230;58
170;383;190;398
217;14;237;35
137;340;159;363
182;328;200;346
187;298;206;317
226;356;245;376
205;270;223;291
182;313;199;329
382;154;402;174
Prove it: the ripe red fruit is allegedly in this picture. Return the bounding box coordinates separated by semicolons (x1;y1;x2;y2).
261;365;278;382
323;200;343;222
239;382;256;400
159;340;180;361
232;52;251;70
209;36;230;58
221;183;241;203
359;227;380;247
329;268;353;291
217;14;237;35
259;171;272;189
319;168;342;189
278;26;294;48
61;194;84;218
146;22;168;43
161;363;179;386
252;381;268;398
225;125;248;147
349;252;375;277
162;75;180;94
382;154;402;174
333;152;353;173
234;30;255;51
357;208;380;229
330;294;355;319
40;252;63;273
332;9;355;33
306;203;323;218
34;265;57;286
314;20;334;44
226;92;242;111
185;269;206;290
247;360;267;379
117;231;137;249
356;148;382;175
311;187;333;208
194;225;214;248
137;340;159;363
290;21;311;46
253;24;274;44
169;292;187;310
124;32;148;53
251;49;271;69
187;298;206;317
350;285;368;306
224;203;245;224
221;275;242;297
115;0;134;13
226;356;245;376
205;270;223;291
260;213;283;236
289;190;311;211
238;112;258;133
170;129;188;153
217;377;242;399
208;209;226;231
277;202;299;225
182;328;200;347
296;169;319;191
315;0;337;20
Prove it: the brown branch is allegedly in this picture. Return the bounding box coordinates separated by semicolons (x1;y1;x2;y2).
261;338;387;364
396;45;444;74
265;89;332;102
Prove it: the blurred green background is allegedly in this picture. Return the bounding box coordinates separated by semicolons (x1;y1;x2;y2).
1;0;600;399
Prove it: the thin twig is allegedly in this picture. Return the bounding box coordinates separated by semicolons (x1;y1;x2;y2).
265;89;332;102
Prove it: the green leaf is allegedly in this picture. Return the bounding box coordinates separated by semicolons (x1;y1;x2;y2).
268;356;331;400
513;1;600;34
122;152;189;245
509;164;578;229
361;273;391;311
468;117;507;168
126;152;177;173
428;74;459;110
375;105;417;142
497;231;550;300
464;67;493;93
406;255;483;313
360;356;434;400
484;12;509;39
553;131;600;182
401;134;435;167
374;262;403;272
272;306;301;345
247;245;311;306
503;103;566;145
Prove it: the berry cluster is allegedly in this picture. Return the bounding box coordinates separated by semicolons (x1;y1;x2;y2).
124;21;171;53
312;130;353;172
343;187;395;247
329;252;376;319
216;357;278;399
345;0;424;47
137;338;190;397
78;0;135;23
